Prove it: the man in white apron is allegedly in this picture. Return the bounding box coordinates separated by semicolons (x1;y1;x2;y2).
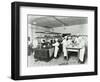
28;37;33;56
62;36;68;59
79;38;86;63
77;37;86;63
32;39;38;48
52;39;59;58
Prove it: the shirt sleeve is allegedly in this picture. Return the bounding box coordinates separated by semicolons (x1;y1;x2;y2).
52;42;59;46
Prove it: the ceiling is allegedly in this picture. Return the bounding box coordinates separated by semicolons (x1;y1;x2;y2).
28;15;88;28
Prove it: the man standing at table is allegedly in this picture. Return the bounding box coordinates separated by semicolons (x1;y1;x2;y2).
79;37;86;63
52;38;59;58
76;36;86;63
62;36;68;59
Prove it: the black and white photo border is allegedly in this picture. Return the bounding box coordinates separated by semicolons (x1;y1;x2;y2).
11;2;97;80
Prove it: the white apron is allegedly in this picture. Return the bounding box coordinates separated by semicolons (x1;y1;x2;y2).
53;42;59;57
62;39;67;57
78;40;86;62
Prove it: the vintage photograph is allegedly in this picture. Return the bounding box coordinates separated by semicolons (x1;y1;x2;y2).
11;2;97;80
27;15;88;67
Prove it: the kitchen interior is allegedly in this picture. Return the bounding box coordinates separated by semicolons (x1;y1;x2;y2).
27;15;88;67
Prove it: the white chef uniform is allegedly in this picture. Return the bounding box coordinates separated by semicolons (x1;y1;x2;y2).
32;39;38;48
62;39;67;57
78;37;86;62
52;39;59;58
